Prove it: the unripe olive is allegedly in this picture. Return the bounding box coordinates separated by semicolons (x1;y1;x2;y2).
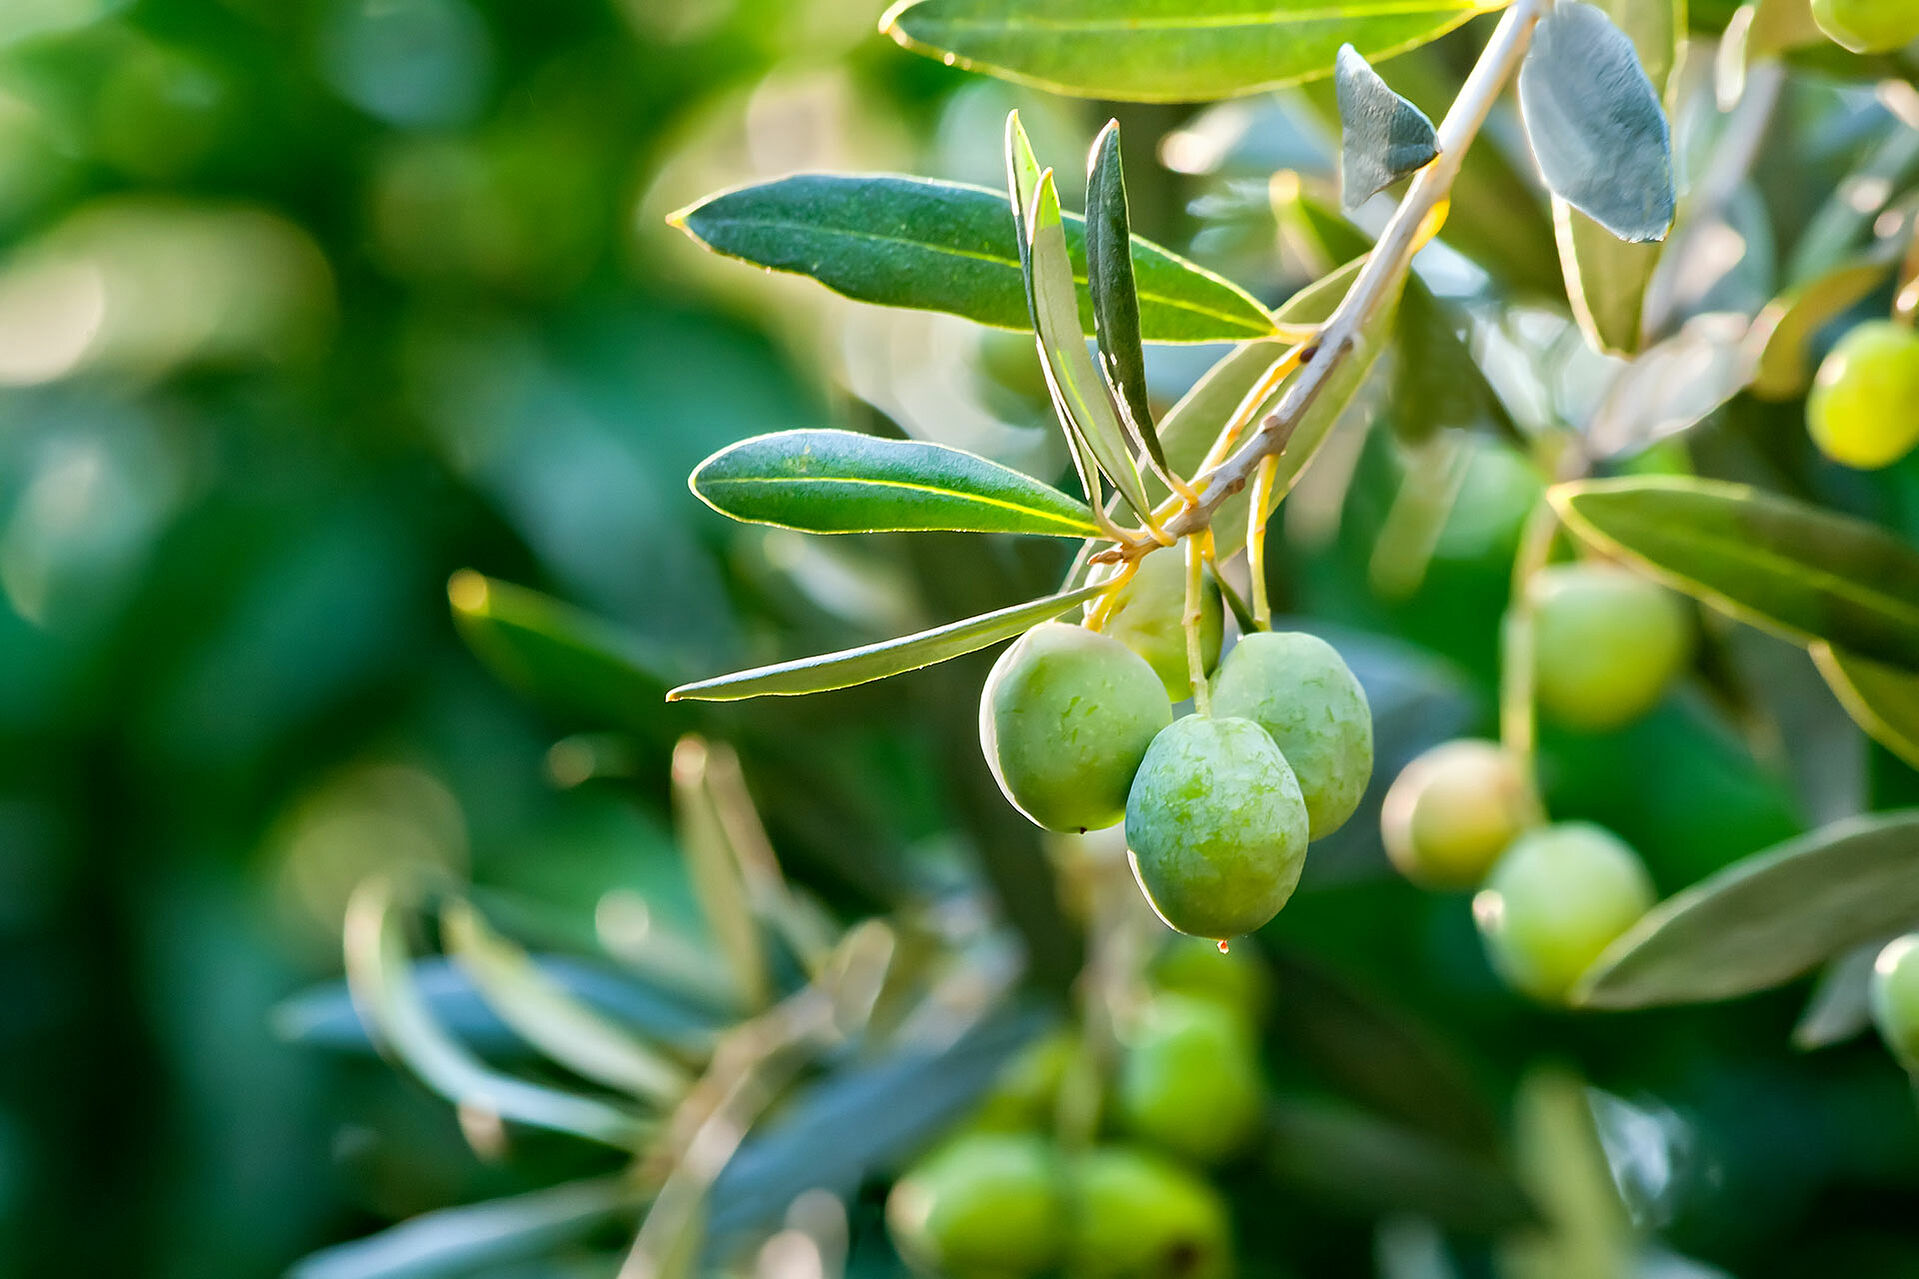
1101;549;1223;701
982;622;1173;833
1066;1145;1233;1279
1473;822;1655;1004
1870;934;1919;1071
1806;321;1919;468
887;1132;1065;1277
1211;631;1373;839
1125;715;1309;940
1529;562;1692;731
1381;739;1536;888
1150;935;1273;1026
1810;0;1919;51
1115;994;1263;1164
969;1028;1076;1132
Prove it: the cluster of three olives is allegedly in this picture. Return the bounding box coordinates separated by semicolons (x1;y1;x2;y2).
980;552;1373;939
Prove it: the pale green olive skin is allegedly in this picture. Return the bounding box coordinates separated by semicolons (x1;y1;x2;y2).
1529;562;1692;731
1116;994;1263;1164
1212;631;1374;839
1382;739;1536;888
1150;935;1273;1025
1806;321;1919;468
886;1132;1065;1278
968;1029;1076;1133
1101;549;1223;701
1810;0;1919;51
1125;715;1309;940
1473;822;1656;1004
981;622;1173;833
1066;1146;1233;1279
1870;934;1919;1071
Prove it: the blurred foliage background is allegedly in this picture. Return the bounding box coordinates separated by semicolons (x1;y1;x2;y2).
5;0;1919;1275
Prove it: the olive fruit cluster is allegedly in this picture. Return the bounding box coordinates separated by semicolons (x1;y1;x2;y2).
1525;561;1692;732
982;555;1373;939
1383;740;1656;1003
1806;320;1919;470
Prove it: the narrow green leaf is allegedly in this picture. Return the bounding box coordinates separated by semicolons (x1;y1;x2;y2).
1812;642;1919;771
1551;477;1919;671
667;583;1106;701
690;429;1097;537
1029;169;1155;519
1793;942;1879;1051
343;879;650;1147
440;899;692;1105
671;174;1275;343
1085;121;1171;484
880;0;1504;103
1575;811;1919;1008
1518;0;1675;244
1750;255;1898;400
1335;44;1439;211
672;735;772;1011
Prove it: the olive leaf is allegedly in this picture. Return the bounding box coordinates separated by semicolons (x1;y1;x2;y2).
1551;476;1919;671
1749;253;1898;400
667;582;1107;702
1793;942;1880;1051
879;0;1503;103
1517;0;1676;244
689;429;1098;538
670;174;1275;343
1335;44;1440;211
1811;642;1919;771
1085;120;1174;487
1574;811;1919;1008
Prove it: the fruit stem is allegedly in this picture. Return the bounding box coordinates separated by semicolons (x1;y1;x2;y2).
1501;499;1560;798
1247;453;1279;630
1083;556;1142;631
1184;535;1213;715
1895;215;1919;327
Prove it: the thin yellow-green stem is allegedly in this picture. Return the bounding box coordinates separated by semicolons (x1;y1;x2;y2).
1501;500;1560;790
1247;453;1279;630
1083;557;1140;631
1184;535;1211;714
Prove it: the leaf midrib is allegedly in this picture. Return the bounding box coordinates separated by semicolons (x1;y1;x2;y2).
916;0;1487;35
701;472;1094;532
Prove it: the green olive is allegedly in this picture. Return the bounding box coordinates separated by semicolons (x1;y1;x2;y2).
1381;739;1536;889
1810;0;1919;50
1100;549;1223;701
1473;822;1655;1004
1150;935;1274;1026
1211;631;1373;839
969;1029;1077;1132
887;1132;1065;1278
1870;934;1919;1071
1066;1145;1233;1279
1529;561;1692;731
1115;994;1263;1164
1806;321;1919;468
1125;715;1310;940
982;622;1173;833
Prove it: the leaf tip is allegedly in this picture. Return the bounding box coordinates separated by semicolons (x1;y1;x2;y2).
875;0;916;40
448;569;490;617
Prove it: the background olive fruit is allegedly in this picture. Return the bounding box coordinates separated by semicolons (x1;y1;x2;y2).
1473;822;1656;1003
1126;715;1309;939
981;622;1172;833
1381;739;1536;888
1529;561;1692;731
969;1029;1076;1133
1100;549;1223;701
886;1131;1065;1277
1870;934;1919;1071
1212;631;1373;839
1806;320;1919;468
1150;935;1273;1025
1067;1145;1233;1279
1810;0;1919;50
1116;994;1263;1164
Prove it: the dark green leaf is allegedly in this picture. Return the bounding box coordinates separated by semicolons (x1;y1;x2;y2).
666;582;1107;701
1518;0;1675;243
1812;642;1919;771
690;429;1097;538
1085;121;1170;482
1335;44;1439;210
1551;477;1919;671
879;0;1503;103
670;174;1275;343
1575;811;1919;1008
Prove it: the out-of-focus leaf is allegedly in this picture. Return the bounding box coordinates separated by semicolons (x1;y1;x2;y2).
1499;1068;1633;1279
1575;811;1919;1008
1369;431;1472;600
667;582;1106;701
1749;255;1898;399
879;0;1503;103
1085;121;1170;483
1812;642;1919;771
1585;313;1755;456
1786;124;1919;287
689;429;1097;537
1267;1098;1536;1234
287;1178;633;1279
670;174;1275;342
1335;44;1439;210
1518;1;1676;244
1551;477;1919;670
1153;339;1293;486
342;879;649;1147
672;735;771;1011
1793;941;1880;1050
440;899;692;1104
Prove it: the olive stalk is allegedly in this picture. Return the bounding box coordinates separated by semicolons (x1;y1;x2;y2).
1183;535;1212;715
